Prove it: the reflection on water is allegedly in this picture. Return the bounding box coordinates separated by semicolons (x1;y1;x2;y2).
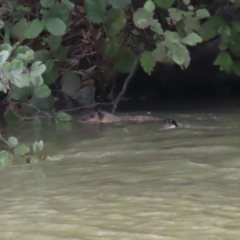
1;104;240;240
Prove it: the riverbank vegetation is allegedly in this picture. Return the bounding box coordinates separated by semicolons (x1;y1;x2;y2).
1;0;240;163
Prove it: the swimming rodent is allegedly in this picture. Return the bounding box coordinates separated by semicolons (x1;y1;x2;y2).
80;111;178;129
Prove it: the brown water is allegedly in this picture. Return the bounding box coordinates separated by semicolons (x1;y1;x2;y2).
0;103;240;240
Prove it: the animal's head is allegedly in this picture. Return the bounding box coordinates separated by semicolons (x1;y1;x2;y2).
164;118;178;129
80;111;102;122
80;111;116;123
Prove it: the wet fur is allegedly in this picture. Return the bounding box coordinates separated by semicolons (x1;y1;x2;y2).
80;111;178;127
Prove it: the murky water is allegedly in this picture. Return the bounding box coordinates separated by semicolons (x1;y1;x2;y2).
1;102;240;240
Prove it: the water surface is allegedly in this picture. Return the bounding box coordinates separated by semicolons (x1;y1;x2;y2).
0;102;240;240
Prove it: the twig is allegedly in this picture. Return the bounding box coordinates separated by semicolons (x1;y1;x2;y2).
7;103;53;121
112;54;141;113
0;133;8;145
59;102;113;113
29;104;52;119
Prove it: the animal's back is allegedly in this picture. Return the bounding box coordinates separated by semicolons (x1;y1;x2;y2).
122;115;160;122
80;111;120;123
79;111;178;128
80;111;160;123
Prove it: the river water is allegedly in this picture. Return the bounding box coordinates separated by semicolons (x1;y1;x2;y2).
0;100;240;239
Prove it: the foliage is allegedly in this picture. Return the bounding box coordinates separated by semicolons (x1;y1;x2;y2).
0;0;240;103
0;134;45;165
0;43;49;98
0;0;75;103
0;0;239;166
84;0;240;76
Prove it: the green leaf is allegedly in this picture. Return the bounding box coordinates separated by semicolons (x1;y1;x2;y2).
0;50;10;64
0;43;12;52
232;22;240;33
0;151;13;165
32;140;44;153
31;76;44;87
114;50;137;73
46;18;67;36
183;0;190;5
30;61;46;78
47;35;62;51
33;117;42;126
188;5;194;11
53;46;68;60
43;63;60;85
81;65;96;81
12;18;28;41
108;0;131;9
15;47;34;64
2;27;9;43
9;74;31;88
175;19;186;37
144;0;155;12
4;111;19;123
7;137;19;148
229;38;240;57
171;44;189;67
214;51;233;73
25;19;44;39
33;84;51;98
0;20;4;29
15;4;31;12
55;112;73;123
14;144;30;155
168;8;183;22
104;9;126;38
44;59;54;72
163;31;181;47
105;40;120;59
9;59;24;74
30;61;46;86
42;1;71;22
199;16;223;41
219;41;228;51
34;49;51;62
133;8;153;29
0;81;9;93
233;61;240;76
30;95;54;109
140;51;156;75
154;0;175;9
61;0;75;10
8;86;31;101
196;9;210;19
152;43;166;62
218;23;231;36
184;16;200;33
40;0;54;8
182;32;202;46
150;19;163;35
61;70;81;96
85;0;105;24
15;45;31;55
233;0;240;8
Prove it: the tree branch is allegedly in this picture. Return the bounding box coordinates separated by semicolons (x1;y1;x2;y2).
112;54;141;113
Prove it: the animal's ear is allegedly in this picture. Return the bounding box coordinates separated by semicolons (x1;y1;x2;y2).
89;113;95;118
98;111;105;120
164;119;178;127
